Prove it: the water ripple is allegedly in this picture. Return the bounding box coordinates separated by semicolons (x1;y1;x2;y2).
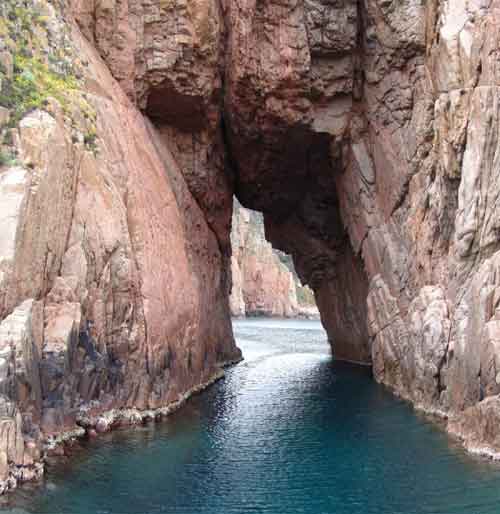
2;318;500;514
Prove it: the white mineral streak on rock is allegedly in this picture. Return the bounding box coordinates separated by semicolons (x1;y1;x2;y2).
0;167;28;285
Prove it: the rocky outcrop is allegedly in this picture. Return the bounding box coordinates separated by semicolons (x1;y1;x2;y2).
2;0;500;489
228;0;500;455
222;0;500;452
0;0;240;492
230;200;318;318
218;0;500;453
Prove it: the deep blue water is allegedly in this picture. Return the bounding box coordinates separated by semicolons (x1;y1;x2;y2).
3;318;500;514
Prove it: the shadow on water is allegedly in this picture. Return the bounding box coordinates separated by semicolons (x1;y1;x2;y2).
2;318;500;514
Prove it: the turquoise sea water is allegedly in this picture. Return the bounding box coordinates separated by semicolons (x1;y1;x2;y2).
3;318;500;514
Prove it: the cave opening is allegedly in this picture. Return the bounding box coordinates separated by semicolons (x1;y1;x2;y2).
229;198;319;320
227;122;372;366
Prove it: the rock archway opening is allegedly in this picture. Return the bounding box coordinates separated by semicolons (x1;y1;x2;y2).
229;198;319;321
224;100;372;365
230;184;371;365
226;121;371;365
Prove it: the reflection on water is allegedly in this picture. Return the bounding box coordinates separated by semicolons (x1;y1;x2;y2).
2;318;500;514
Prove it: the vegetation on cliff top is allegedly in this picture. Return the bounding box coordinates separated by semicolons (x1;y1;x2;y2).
0;1;81;124
0;0;99;162
0;54;80;125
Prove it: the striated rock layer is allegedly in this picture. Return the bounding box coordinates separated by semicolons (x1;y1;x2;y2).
230;200;318;318
0;0;240;492
223;0;500;455
1;0;500;491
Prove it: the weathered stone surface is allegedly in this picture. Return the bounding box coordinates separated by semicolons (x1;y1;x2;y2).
221;0;500;455
70;0;233;254
0;0;240;487
0;300;43;491
2;0;500;489
449;396;500;458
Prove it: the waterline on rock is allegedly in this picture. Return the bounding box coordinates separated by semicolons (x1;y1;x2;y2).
2;319;500;514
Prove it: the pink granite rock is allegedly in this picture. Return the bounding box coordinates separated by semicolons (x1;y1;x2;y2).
230;201;317;318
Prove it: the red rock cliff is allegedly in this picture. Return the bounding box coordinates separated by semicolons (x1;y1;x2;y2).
0;0;240;491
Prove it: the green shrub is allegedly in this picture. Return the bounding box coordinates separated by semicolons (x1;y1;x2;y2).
0;149;15;167
0;54;79;124
83;129;99;153
0;2;82;126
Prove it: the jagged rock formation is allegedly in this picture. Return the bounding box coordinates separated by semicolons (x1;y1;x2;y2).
0;0;500;492
0;0;240;492
230;200;318;318
223;0;500;453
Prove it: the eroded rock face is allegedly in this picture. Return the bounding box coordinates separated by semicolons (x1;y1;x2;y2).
70;0;233;252
222;0;500;454
0;0;239;491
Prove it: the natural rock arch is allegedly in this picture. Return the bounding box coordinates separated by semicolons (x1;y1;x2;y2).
0;0;500;493
138;0;500;453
